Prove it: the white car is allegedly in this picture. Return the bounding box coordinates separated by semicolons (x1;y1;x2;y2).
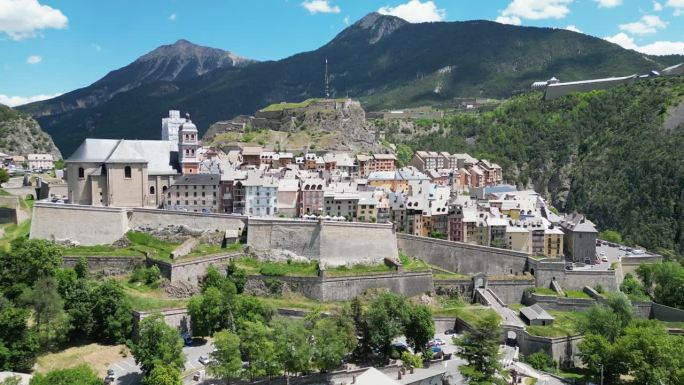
198;355;214;365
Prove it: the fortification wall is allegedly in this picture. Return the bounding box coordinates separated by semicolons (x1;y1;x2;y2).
621;255;662;276
63;255;143;276
247;218;397;265
396;234;529;275
519;333;583;367
320;271;432;301
528;258;619;291
651;302;684;322
147;253;241;285
434;278;473;300
132;308;192;338
130;208;246;233
30;203;129;245
0;207;17;225
488;278;535;305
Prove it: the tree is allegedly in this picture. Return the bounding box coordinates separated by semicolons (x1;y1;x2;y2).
0;169;9;185
598;230;622;244
365;293;409;358
577;294;633;343
209;330;243;384
0;238;62;296
21;276;70;350
74;256;89;280
350;296;370;356
454;312;504;384
311;316;356;373
142;364;182;385
225;261;247;294
239;320;278;381
620;273;647;299
129;314;185;374
63;279;95;341
619;320;684;385
29;364;101;385
400;351;422;371
525;350;556;372
578;333;630;384
91;279;132;343
188;286;232;337
233;296;275;328
404;304;434;354
0;297;38;372
272;318;312;376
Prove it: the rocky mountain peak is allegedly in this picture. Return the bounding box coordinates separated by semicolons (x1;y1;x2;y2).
337;12;408;44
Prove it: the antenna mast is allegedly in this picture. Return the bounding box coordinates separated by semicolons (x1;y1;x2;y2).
325;58;330;99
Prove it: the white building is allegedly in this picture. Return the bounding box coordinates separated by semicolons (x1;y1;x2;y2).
243;170;278;216
27;154;54;170
161;110;187;142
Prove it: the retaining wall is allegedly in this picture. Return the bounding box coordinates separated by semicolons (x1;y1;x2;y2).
130;208;246;233
487;279;535;305
31;203;129;245
62;255;143;275
621;255;663;276
519;333;583;367
248;218;398;265
651;302;684;322
528;258;619;291
147;253;241;285
0;206;17;225
396;234;529;275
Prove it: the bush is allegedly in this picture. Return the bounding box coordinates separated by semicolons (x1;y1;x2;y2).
259;264;286;277
595;284;604;294
525;350;556;372
129;266;161;287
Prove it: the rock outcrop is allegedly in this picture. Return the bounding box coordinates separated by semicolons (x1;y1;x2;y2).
0;104;61;159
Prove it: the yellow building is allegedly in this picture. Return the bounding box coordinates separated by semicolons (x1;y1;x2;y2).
544;227;565;258
507;227;531;252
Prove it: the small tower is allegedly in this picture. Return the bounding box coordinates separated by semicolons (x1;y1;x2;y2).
178;113;199;175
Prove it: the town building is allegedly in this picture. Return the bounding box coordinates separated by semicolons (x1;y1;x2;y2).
178;120;200;175
161;110;187;142
243;171;278;216
299;178;325;215
560;213;598;263
27;154;54;170
165;174;219;213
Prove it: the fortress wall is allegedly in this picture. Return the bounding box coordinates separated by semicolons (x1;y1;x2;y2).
247;218;398;265
533;261;619;292
147;253;241;285
30;202;128;245
487;279;535;305
62;255;143;275
319;271;432;301
130;208;246;233
396;234;529;275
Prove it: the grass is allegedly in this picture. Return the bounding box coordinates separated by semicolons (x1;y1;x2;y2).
555;367;592;381
259;294;344;312
232;257;319;277
432;297;500;325
563;290;591;299
0;188;10;196
327;263;395;276
0;219;31;252
123;284;188;312
530;287;558;296
34;343;127;376
399;253;432;272
526;310;580;338
259;98;347;112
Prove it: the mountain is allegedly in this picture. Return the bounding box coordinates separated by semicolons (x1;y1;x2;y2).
21;39;254;118
394;76;684;256
0;104;61;159
19;13;682;155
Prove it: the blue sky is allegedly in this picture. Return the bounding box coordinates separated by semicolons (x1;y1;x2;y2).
2;0;684;106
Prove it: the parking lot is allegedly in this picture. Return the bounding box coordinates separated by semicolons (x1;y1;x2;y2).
109;339;215;385
567;241;644;272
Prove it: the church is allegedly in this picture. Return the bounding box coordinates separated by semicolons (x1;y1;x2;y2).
65;112;199;207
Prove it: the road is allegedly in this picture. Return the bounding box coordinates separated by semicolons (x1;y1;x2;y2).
478;288;525;327
109;339;215;385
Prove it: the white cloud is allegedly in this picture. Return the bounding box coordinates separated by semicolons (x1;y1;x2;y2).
0;92;62;107
604;32;684;55
565;24;582;32
665;0;684;15
619;15;667;35
497;0;573;24
168;13;177;21
26;55;41;64
653;1;663;11
495;15;522;25
343;15;349;25
91;43;102;52
594;0;622;8
301;0;340;14
378;0;446;23
0;0;68;40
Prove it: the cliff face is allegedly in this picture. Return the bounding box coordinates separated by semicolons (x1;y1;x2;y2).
0;104;61;159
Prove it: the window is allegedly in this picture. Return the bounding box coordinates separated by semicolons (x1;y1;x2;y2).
124;166;132;178
78;167;85;178
162;186;168;193
150;186;155;194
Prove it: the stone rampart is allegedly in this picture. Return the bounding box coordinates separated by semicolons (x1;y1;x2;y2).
396;234;529;275
621;255;663;276
130;208;246;233
319;271;433;301
30;203;129;245
519;332;583;367
63;255;143;276
651;302;684;322
132;308;192;338
487;278;535;305
247;218;398;265
528;258;619;291
147;252;241;285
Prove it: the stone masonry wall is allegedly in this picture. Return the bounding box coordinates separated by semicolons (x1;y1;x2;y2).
487;279;535;305
396;234;529;275
31;203;129;245
130;208;246;233
63;255;143;276
319;271;433;301
147;253;241;285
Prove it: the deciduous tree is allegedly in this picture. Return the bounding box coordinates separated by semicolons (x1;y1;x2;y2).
142;363;182;385
209;330;243;384
454;312;504;384
129;314;185;373
29;364;100;385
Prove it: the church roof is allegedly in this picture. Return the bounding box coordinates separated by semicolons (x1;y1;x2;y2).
67;138;180;175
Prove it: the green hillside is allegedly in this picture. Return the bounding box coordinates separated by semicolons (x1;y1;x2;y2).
389;76;684;256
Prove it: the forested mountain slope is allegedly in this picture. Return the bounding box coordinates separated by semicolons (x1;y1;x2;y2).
391;76;684;255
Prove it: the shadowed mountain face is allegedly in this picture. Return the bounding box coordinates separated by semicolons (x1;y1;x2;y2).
19;13;682;156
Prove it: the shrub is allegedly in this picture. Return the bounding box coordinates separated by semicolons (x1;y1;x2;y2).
525;350;556;372
129;266;162;287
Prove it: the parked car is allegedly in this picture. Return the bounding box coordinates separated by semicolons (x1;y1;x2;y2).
601;256;609;262
632;249;645;255
626;247;633;252
599;251;606;256
391;342;409;353
596;240;602;246
429;338;446;347
565;264;574;271
618;246;627;251
592;259;601;265
199;355;214;365
444;329;456;335
430;346;444;360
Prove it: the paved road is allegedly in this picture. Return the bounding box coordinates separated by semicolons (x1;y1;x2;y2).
109;339;214;385
478;288;525;327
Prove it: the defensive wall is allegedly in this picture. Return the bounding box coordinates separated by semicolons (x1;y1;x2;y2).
487;278;536;305
396;234;530;275
247;218;398;265
30;202;246;246
527;258;620;291
62;255;143;276
0;196;19;225
621;255;663;276
147;253;241;285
